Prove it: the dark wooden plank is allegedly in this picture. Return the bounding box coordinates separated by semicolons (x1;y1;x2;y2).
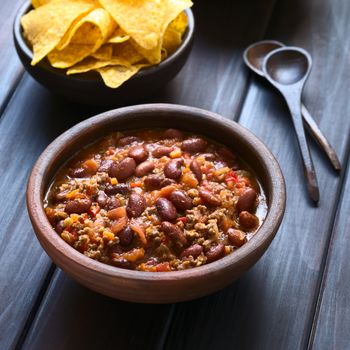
164;0;350;349
145;0;277;116
18;0;277;348
0;0;24;113
22;270;175;350
310;154;350;349
0;76;103;349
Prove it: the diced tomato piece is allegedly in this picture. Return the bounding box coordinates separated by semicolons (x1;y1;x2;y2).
88;206;100;217
225;170;239;183
177;216;187;224
130;224;147;246
156;262;171;272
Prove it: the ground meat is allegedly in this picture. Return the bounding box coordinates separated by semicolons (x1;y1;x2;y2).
44;129;267;271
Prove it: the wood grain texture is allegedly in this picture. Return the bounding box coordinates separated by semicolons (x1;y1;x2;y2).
22;270;175;350
0;0;24;113
0;0;273;349
0;76;103;349
18;0;278;348
164;0;350;349
310;155;350;349
145;0;277;116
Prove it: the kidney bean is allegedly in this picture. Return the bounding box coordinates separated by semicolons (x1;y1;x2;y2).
169;190;193;210
135;161;155;177
65;198;92;214
144;174;164;191
206;243;225;263
55;191;68;201
181;138;207;153
190;160;202;182
217;147;236;160
202;153;216;161
106;197;121;210
152;146;173;158
164;159;184;179
109;157;136;180
128;145;148;163
69;167;87;178
118;226;134;246
105;183;130;195
164;128;183;139
161;221;188;248
236;188;257;213
227;228;246;247
127;193;146;217
111;257;133;269
98;159;114;172
156;198;177;221
161;178;176;187
55;220;65;234
180;244;203;258
97;191;108;207
239;211;259;230
199;188;221;206
118;136;140;146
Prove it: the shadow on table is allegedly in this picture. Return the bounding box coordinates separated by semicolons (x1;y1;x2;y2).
22;270;173;350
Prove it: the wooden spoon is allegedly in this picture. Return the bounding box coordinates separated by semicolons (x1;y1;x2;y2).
243;40;341;171
262;47;319;202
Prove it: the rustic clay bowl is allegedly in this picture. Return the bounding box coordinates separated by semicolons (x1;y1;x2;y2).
13;2;194;106
26;104;286;303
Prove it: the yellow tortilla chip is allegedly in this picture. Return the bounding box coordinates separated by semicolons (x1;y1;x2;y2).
96;64;147;88
108;27;130;44
129;40;161;64
133;10;188;64
21;0;98;65
31;0;52;8
168;10;188;36
67;56;130;75
111;41;144;65
56;8;116;51
48;8;116;68
90;44;113;60
98;0;192;51
162;11;188;55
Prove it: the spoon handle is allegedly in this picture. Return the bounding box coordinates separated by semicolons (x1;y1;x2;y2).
301;103;341;171
286;98;320;202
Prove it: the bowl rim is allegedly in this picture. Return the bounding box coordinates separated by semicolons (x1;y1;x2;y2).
26;103;286;282
13;1;195;81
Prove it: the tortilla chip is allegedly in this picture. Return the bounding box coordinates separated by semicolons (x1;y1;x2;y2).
90;44;113;60
168;10;188;36
129;39;161;64
98;0;192;51
31;0;52;8
108;27;130;44
162;11;188;55
111;41;144;65
67;56;130;75
96;64;147;88
48;8;116;68
21;0;98;65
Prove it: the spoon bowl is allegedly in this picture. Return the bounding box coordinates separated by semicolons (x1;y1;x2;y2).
243;40;284;76
243;40;341;171
263;47;319;202
264;49;311;86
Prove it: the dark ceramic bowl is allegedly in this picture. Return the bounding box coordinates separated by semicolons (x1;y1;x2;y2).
26;104;286;303
13;2;195;106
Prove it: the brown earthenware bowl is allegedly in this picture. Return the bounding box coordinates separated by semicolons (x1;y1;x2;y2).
26;104;286;303
13;2;194;106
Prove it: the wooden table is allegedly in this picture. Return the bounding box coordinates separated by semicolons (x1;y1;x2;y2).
1;1;350;349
